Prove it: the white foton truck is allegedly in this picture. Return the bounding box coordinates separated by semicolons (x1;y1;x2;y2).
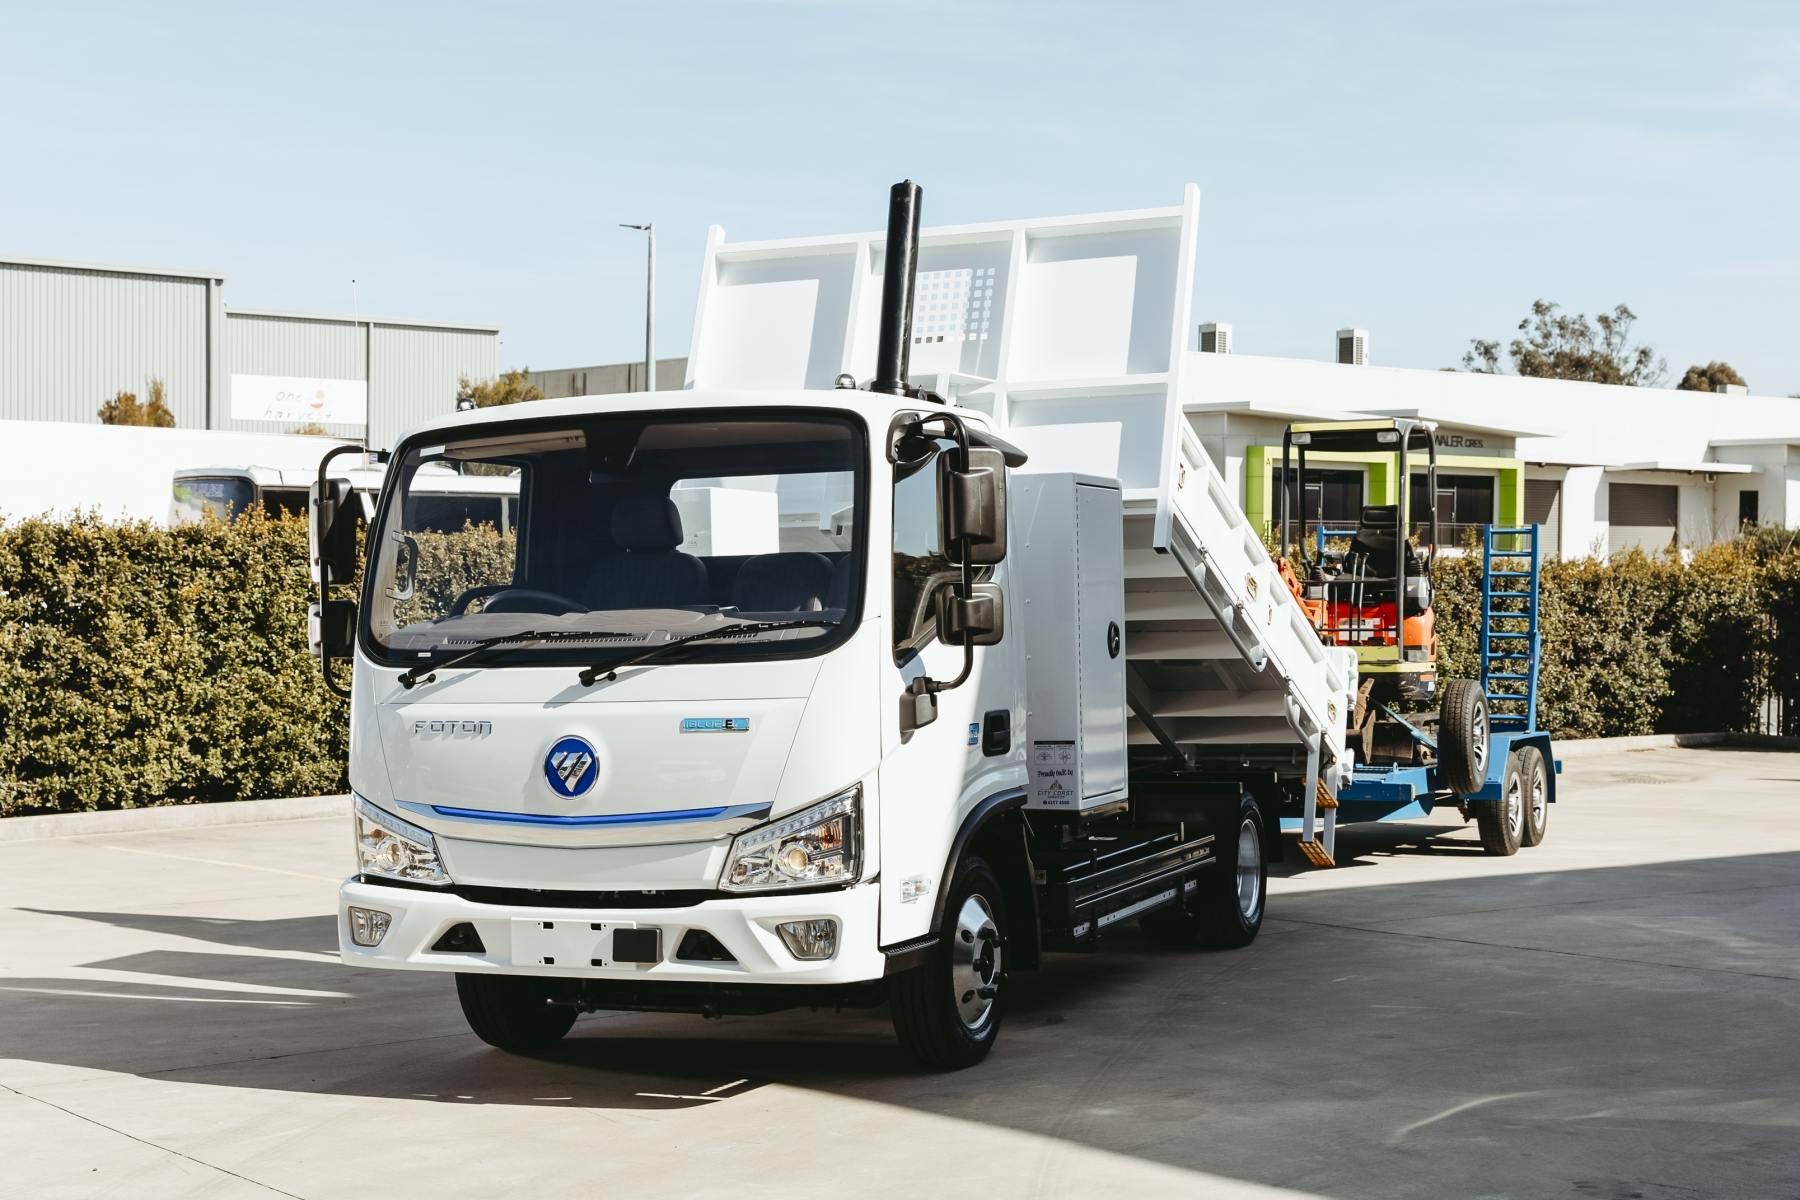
314;183;1355;1068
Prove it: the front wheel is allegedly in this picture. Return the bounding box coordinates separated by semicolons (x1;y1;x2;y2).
1141;799;1266;949
456;973;578;1053
889;855;1007;1070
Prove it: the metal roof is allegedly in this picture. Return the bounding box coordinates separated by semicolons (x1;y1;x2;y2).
226;307;500;334
1;252;226;281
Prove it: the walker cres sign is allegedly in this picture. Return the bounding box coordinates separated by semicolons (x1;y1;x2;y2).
229;374;367;425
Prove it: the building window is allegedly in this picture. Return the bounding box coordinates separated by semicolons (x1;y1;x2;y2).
1739;489;1759;528
1271;467;1364;539
1409;473;1496;546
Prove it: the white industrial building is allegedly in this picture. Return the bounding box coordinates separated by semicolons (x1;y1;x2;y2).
0;254;497;449
1182;351;1797;558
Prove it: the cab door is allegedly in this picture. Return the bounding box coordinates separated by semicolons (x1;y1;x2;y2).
876;430;1026;946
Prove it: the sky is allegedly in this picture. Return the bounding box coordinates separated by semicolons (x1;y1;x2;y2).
4;1;1798;395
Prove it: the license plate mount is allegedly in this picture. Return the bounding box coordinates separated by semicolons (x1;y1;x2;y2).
511;918;655;969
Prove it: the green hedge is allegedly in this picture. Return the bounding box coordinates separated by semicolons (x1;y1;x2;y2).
1431;535;1795;739
0;512;347;816
1;516;1795;815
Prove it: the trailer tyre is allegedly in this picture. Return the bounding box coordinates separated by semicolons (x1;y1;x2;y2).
1519;745;1549;847
889;855;1007;1071
1474;751;1526;856
1439;679;1489;796
1141;798;1266;950
455;973;578;1054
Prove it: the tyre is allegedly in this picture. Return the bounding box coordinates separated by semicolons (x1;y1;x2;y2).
1141;799;1266;949
455;973;578;1053
1519;745;1549;848
890;855;1007;1070
1439;679;1490;795
1475;750;1526;856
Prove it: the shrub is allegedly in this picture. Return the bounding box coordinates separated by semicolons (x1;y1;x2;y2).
98;377;177;427
0;511;346;815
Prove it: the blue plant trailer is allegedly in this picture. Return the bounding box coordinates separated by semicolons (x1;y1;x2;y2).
1285;523;1561;857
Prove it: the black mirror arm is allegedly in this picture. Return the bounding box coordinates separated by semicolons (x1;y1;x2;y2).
905;411;980;700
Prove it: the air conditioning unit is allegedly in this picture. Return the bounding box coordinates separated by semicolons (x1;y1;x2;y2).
1336;328;1368;365
1199;322;1232;354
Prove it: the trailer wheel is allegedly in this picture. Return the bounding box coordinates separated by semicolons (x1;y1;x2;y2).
1140;798;1266;949
455;973;577;1054
1519;746;1549;847
1439;679;1489;795
1474;751;1526;856
889;855;1007;1071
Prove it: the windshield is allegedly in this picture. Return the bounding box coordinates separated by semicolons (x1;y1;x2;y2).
172;475;256;522
363;409;866;667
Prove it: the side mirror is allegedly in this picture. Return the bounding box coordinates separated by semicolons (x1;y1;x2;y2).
937;447;1008;566
308;598;357;663
384;532;419;602
900;680;939;734
935;582;1004;646
309;477;361;587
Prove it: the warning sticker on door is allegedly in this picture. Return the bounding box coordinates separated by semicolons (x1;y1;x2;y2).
1031;740;1076;807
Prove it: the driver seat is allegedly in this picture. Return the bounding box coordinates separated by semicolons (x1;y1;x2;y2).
587;496;709;610
1345;504;1430;615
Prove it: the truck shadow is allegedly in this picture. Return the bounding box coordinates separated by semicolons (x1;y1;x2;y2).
5;847;1800;1196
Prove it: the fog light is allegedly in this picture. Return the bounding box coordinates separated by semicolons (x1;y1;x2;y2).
348;906;391;947
775;919;838;961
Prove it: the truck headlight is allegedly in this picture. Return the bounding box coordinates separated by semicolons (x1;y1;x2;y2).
355;796;451;887
721;785;861;893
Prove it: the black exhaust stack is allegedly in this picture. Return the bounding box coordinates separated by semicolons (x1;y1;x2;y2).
871;179;922;397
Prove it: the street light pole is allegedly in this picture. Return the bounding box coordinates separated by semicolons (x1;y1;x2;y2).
620;223;655;391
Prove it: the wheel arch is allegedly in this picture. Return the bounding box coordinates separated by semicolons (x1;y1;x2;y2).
896;787;1040;972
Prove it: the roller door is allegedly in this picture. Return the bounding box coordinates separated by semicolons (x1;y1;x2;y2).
1608;482;1677;555
1525;478;1562;557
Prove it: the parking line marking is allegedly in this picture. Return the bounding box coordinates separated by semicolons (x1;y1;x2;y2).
0;985;309;1006
702;1078;748;1095
91;843;340;883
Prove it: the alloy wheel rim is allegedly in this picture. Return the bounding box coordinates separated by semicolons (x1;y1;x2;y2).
1530;769;1547;832
1472;704;1489;773
951;894;1002;1031
1505;770;1523;839
1236;818;1263;922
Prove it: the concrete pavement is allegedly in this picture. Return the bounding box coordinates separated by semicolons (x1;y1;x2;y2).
3;745;1798;1199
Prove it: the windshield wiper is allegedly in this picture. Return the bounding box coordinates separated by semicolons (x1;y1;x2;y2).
399;630;550;689
577;619;839;687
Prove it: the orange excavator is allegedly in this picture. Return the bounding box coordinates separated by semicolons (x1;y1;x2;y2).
1275;419;1472;774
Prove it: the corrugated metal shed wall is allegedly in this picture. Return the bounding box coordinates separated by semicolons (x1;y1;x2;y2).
223;312;367;439
0;260;216;427
369;323;496;449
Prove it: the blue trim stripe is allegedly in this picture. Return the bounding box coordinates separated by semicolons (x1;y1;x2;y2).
398;800;769;828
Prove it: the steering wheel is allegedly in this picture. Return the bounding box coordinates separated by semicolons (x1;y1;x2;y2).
447;586;587;617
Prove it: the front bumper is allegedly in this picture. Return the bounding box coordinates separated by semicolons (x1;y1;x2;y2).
338;877;886;986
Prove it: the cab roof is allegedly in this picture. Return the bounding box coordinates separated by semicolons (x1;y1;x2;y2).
390;387;991;453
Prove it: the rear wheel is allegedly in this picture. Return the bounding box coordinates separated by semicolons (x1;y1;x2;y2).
456;973;578;1053
1141;800;1266;949
1519;746;1549;847
1475;751;1526;856
1439;679;1489;795
890;856;1007;1070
